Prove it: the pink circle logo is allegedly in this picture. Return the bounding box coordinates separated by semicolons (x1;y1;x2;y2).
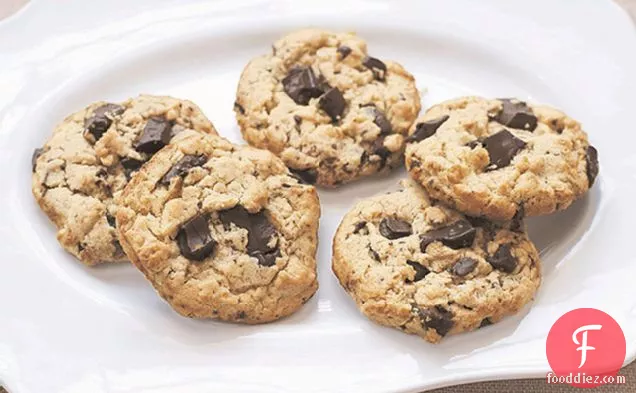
546;308;626;388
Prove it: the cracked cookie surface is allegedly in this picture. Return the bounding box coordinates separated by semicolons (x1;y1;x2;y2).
405;96;599;220
116;132;320;323
332;180;541;343
235;29;421;187
31;95;217;265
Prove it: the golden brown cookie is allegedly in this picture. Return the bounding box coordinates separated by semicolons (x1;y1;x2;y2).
235;29;421;187
31;95;217;265
405;96;599;220
332;180;541;343
116;132;320;323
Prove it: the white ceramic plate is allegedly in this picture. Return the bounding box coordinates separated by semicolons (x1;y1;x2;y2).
2;1;636;392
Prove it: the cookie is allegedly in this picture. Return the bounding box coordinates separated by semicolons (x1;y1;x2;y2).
332;180;541;343
116;131;320;323
405;96;599;220
235;29;421;187
32;95;217;265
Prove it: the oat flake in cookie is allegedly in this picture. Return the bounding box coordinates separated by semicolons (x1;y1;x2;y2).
405;96;599;221
31;95;217;265
116;132;320;323
332;180;541;343
234;29;421;187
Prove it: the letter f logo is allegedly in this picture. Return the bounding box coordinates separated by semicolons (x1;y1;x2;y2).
572;324;602;368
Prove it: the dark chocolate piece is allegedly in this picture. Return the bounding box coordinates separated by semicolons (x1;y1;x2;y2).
418;306;454;337
218;206;279;266
161;155;207;185
487;244;517;273
84;103;125;143
406;260;430;282
176;214;217;261
405;115;450;143
353;221;367;234
420;220;476;251
319;87;346;121
365;106;392;135
282;66;324;105
337;46;352;59
379;217;412;239
32;148;44;171
134;117;173;154
289;168;318;185
233;101;245;115
493;98;537;131
451;257;478;276
482;130;526;170
106;214;116;227
362;56;387;81
120;157;144;179
586;145;599;187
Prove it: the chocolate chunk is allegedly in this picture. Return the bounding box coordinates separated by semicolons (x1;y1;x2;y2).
32;148;44;171
293;115;302;125
466;140;481;149
368;246;381;262
362;56;387;81
405;115;450;143
106;213;116;227
365;106;392;135
451;257;478;276
406;260;430;282
319;87;346;121
251;248;281;267
282;66;324;105
586;145;599;187
419;236;435;251
418;306;454;337
353;221;367;234
420;220;476;252
96;168;107;180
379;217;412;239
482;130;526;170
337;46;352;59
372;136;390;166
487;244;517;273
245;212;277;256
120;157;144;178
510;205;525;232
84;103;125;143
134;117;173;154
218;206;279;266
465;215;492;230
233;101;245;115
479;318;493;328
176;214;217;261
161;155;207;185
494;99;537;131
289;168;318;185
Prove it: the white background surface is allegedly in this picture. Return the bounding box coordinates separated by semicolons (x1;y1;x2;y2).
1;1;636;392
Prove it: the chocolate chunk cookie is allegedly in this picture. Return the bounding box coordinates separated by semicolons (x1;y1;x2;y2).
332;180;541;343
116;132;320;323
31;95;217;265
405;96;599;220
235;29;421;187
